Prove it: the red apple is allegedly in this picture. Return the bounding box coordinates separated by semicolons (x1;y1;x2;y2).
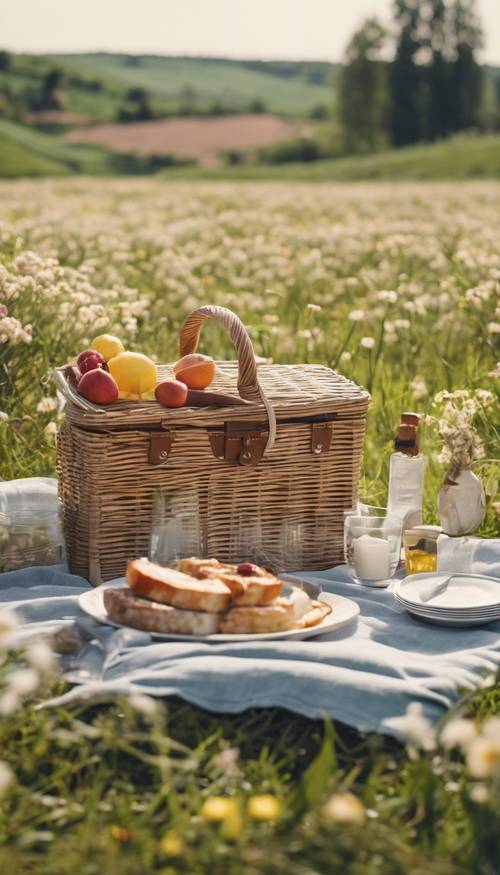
77;368;119;405
77;349;108;374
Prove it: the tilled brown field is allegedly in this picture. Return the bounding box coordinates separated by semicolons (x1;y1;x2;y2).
65;113;297;166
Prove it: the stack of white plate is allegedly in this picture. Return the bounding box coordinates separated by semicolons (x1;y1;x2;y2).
392;572;500;627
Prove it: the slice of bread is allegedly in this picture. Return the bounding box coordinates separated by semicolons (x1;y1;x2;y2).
294;600;332;629
104;587;221;635
178;557;283;606
217;572;282;606
178;557;224;579
127;558;232;613
218;597;296;634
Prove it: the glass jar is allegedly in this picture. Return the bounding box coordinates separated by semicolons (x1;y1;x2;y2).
403;525;441;575
0;509;63;573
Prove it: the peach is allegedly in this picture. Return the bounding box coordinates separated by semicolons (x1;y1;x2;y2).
155;379;188;408
173;354;216;390
77;368;119;405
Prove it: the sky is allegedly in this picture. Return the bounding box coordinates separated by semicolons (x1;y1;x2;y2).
1;0;500;64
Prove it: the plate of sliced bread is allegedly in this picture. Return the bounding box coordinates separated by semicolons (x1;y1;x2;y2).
78;556;359;641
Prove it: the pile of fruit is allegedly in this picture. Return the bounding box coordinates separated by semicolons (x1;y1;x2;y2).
67;336;245;409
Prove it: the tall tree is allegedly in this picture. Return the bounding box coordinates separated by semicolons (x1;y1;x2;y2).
337;18;388;154
449;0;483;131
426;0;452;140
389;0;424;147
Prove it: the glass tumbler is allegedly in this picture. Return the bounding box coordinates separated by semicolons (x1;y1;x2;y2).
344;514;402;588
149;489;202;567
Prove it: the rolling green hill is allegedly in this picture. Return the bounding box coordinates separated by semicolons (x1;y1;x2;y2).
0;119;190;177
159;134;500;181
47;54;335;117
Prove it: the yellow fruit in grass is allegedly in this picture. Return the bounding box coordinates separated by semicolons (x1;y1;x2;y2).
108;352;157;398
90;334;125;362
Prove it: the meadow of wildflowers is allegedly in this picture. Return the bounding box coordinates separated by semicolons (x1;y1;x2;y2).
0;178;499;873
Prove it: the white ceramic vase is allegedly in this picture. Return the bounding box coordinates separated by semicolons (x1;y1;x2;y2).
438;467;486;536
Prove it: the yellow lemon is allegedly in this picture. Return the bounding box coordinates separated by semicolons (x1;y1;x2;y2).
247;794;281;821
91;334;125;362
108;352;157;398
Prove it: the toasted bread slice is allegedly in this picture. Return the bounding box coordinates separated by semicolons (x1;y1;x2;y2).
178;557;283;606
218;597;296;634
104;587;221;635
294;600;332;629
127;558;231;613
178;557;224;579
217;572;282;606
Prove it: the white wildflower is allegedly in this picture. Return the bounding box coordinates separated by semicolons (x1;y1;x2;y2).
0;689;21;716
27;640;57;673
0;611;19;649
411;376;428;399
360;336;375;350
44;421;58;442
440;718;477;751
340;351;352;363
0;411;8;423
486;322;500;334
36;397;57;414
213;747;240;771
377;290;398;303
8;668;39;697
388;702;436;751
469;783;489;803
129;692;158;718
322;793;366;826
348;310;365;322
467;737;500;778
474;389;494;407
307;303;322;312
482;716;500;741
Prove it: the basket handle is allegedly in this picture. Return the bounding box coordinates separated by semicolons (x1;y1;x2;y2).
179;305;276;452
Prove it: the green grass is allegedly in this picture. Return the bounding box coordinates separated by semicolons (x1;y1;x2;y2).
0;119;117;176
0;134;68;177
161;134;500;181
48;53;335;116
0;679;499;874
2;121;500;182
0;120;188;178
0;178;498;872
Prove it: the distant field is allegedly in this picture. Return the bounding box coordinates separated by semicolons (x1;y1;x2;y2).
64;114;299;166
49;53;334;116
160;134;500;181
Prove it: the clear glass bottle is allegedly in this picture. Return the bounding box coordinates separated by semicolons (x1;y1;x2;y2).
387;413;425;531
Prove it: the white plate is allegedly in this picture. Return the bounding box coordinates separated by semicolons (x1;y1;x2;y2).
397;605;500;628
394;573;500;610
78;579;360;642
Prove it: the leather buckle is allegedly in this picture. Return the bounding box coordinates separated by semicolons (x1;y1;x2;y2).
149;431;173;465
209;421;268;466
311;422;333;455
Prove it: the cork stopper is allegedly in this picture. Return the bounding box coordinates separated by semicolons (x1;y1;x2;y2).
401;412;420;427
395;423;418;456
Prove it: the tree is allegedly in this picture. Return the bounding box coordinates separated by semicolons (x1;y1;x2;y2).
448;0;483;131
0;50;11;72
389;0;424;147
426;0;452;140
337;18;388;154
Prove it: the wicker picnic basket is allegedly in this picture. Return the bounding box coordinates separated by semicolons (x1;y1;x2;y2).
55;305;370;585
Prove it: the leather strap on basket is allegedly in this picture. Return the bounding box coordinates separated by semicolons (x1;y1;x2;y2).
179;305;276;453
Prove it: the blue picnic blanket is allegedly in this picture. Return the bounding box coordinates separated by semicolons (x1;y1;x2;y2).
1;557;499;738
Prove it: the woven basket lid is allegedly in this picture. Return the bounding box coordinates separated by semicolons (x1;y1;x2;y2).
55;305;370;433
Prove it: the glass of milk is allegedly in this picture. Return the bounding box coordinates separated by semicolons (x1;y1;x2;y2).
344;514;402;588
